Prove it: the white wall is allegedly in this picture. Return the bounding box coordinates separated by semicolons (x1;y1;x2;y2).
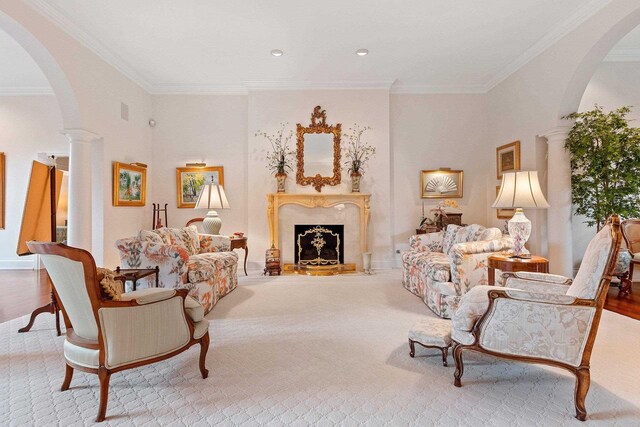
150;95;248;235
390;94;491;248
572;61;640;266
0;95;67;268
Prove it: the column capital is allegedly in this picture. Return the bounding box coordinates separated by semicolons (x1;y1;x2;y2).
61;128;101;144
539;126;572;143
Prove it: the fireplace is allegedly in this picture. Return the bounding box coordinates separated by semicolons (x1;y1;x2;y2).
294;225;344;266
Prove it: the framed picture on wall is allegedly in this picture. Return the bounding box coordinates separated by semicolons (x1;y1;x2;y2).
176;166;224;208
420;169;463;199
113;162;146;206
496;186;515;219
496;140;520;179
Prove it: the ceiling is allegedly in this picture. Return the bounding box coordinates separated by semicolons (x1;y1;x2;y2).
1;0;638;94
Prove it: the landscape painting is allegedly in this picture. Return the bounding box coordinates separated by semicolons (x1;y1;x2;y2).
113;162;146;206
176;166;224;208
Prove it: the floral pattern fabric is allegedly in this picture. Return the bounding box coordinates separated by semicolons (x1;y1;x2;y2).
198;234;231;253
402;225;513;319
613;249;631;276
115;229;238;314
568;224;615;299
151;226;200;257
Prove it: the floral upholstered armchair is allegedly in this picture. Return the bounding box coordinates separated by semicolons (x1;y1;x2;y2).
402;224;514;318
450;215;622;421
115;226;238;313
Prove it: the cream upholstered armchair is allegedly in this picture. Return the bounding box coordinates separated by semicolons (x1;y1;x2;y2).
28;242;210;423
450;215;622;421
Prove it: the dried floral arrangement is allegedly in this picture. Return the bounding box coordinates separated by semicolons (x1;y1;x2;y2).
342;125;375;176
255;124;296;175
419;199;461;229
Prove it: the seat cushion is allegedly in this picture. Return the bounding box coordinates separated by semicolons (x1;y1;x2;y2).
408;318;452;348
193;319;209;339
64;339;99;368
187;251;239;283
403;251;451;282
185;296;205;322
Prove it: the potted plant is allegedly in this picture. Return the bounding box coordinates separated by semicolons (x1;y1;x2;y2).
564;105;640;230
256;124;296;193
342;125;375;192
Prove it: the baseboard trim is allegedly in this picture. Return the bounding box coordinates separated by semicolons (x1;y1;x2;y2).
0;259;36;270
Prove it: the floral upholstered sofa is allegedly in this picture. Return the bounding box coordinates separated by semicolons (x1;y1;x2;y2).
115;226;238;314
402;224;513;318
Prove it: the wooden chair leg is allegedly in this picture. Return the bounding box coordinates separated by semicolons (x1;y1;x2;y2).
441;346;449;367
199;333;210;379
61;364;73;391
574;368;590;421
409;339;416;358
453;344;464;387
96;367;111;423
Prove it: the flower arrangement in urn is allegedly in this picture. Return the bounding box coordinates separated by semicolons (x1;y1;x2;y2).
256;124;296;192
342;125;375;192
419;199;461;231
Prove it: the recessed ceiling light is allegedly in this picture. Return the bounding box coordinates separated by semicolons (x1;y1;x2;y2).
271;49;283;57
356;49;369;56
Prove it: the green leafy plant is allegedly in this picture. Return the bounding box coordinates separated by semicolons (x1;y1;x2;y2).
564;105;640;230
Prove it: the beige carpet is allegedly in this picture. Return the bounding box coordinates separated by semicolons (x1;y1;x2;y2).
2;270;640;426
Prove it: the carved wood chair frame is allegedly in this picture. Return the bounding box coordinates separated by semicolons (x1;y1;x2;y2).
621;218;640;291
451;215;622;422
26;242;210;422
296;105;341;192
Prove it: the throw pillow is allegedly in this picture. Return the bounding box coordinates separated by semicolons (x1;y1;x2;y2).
152;226;200;256
139;229;164;245
97;267;124;300
479;227;502;241
442;224;463;254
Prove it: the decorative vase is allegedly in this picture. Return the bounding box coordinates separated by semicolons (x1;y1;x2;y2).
276;173;287;193
362;252;372;274
351;173;362;193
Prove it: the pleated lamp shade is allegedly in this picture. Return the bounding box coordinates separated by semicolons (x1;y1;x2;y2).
493;171;549;209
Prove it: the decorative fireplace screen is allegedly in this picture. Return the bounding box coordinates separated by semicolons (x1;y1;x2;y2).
294;225;344;266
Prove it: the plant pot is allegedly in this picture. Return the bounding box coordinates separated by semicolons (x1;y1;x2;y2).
276;173;287;193
350;173;362;193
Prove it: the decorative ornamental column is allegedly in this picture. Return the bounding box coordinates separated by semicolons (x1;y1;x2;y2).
62;129;100;251
541;127;573;277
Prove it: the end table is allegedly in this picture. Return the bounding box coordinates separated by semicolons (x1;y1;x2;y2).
230;236;248;276
115;266;160;291
488;254;549;286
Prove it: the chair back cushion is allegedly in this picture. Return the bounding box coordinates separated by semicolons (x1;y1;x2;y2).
622;219;640;256
442;224;499;254
40;254;99;340
146;226;200;256
568;223;615;299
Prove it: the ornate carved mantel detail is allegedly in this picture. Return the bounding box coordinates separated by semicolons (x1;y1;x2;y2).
296;106;342;192
267;193;371;261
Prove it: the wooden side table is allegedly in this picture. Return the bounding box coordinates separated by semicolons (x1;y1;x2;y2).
488;254;549;285
230;237;248;276
115;266;160;291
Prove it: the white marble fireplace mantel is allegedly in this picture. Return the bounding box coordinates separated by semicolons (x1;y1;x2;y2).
266;193;371;257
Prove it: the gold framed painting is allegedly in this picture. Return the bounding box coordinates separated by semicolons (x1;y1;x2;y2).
113;162;146;206
496;186;515;219
496;140;520;179
421;169;463;199
176;166;224;208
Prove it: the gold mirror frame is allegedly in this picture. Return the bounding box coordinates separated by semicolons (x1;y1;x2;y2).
296;106;341;192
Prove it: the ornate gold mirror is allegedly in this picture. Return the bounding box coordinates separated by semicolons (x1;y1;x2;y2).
296;106;341;192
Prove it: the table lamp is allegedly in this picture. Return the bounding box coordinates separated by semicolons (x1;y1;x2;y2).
492;171;549;257
194;179;230;235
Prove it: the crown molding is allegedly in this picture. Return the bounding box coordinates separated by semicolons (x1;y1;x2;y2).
151;84;249;95
390;84;487;94
604;48;640;62
0;86;54;96
484;0;612;91
244;80;395;91
24;0;154;92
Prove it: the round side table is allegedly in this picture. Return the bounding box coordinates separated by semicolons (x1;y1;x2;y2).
488;254;549;285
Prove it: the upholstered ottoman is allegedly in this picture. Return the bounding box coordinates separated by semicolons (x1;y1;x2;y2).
408;318;452;366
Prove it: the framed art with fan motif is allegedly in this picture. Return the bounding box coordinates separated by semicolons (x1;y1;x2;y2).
421;169;463;199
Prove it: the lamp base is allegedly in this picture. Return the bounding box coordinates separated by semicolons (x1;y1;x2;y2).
202;211;222;235
508;208;531;256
